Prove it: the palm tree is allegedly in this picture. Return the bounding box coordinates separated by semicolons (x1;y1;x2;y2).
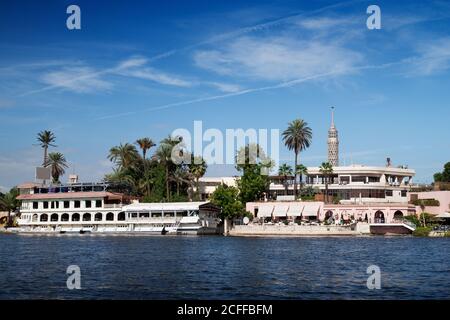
45;152;68;184
37;130;56;166
153;136;182;201
278;163;293;195
282;119;312;198
0;187;20;227
295;164;308;196
189;156;207;200
135;138;156;160
108;143;140;170
319;162;333;203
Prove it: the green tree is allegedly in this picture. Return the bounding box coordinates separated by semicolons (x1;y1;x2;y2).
44;152;68;184
278;163;293;195
319;162;333;203
282;119;312;198
434;162;450;183
37;130;56;166
0;187;20;227
210;184;244;219
295;164;308;195
189;156;207;200
135;138;156;160
235;144;272;203
153;136;183;201
108;143;140;170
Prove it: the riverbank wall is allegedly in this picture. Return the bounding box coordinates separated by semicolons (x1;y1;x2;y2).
228;223;371;237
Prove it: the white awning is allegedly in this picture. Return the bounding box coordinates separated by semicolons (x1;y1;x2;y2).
273;204;289;217
436;212;450;219
302;203;321;217
287;204;304;217
257;205;273;217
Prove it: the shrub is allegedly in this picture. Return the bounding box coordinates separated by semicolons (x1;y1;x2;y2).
411;199;440;206
413;227;432;237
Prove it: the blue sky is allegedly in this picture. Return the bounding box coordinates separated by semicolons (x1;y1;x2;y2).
1;0;450;191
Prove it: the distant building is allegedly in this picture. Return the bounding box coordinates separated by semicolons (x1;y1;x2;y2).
408;191;450;215
197;176;238;200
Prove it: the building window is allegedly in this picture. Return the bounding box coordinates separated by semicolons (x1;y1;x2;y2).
95;200;102;208
43;201;49;209
386;190;393;197
368;176;381;183
74;200;80;208
401;190;407;197
352;176;366;183
85;200;91;208
64;201;70;208
33;202;38;209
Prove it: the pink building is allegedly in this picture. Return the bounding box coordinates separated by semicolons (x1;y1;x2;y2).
246;201;416;224
408;191;450;216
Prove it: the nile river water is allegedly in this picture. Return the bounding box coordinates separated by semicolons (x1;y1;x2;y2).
0;234;449;299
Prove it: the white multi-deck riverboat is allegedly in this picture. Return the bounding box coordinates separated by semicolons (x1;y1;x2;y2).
12;182;221;235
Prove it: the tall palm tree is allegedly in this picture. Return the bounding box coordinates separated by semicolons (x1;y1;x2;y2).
282;119;312;198
37;130;56;166
295;164;308;196
135;138;156;160
45;152;68;184
278;163;293;195
0;187;20;227
153;136;182;201
319;162;333;203
189;156;207;200
108;143;139;170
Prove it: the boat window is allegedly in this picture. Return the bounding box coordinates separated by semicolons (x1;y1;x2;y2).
164;212;174;217
151;212;162;218
139;212;150;218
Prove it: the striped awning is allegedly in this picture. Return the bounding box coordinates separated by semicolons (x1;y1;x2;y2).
257;205;274;217
302;203;321;217
273;204;289;217
287;204;304;217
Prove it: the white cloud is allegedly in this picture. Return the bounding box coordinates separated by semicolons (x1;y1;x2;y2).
194;36;363;82
296;16;356;31
209;82;242;93
409;37;450;75
41;66;113;93
116;67;192;87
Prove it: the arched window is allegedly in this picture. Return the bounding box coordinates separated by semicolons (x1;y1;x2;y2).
325;210;333;221
83;213;91;221
40;214;48;222
374;210;385;223
393;210;404;221
95;212;103;221
106;212;114;221
118;212;126;221
61;213;69;222
32;214;38;222
50;214;59;222
72;213;80;222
